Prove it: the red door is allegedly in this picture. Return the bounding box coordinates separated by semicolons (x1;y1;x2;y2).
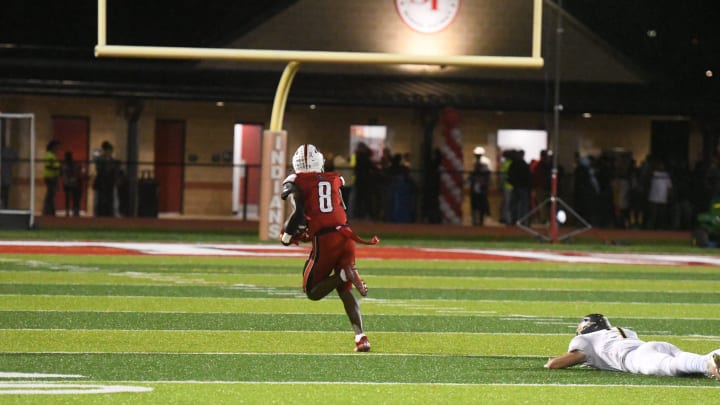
154;120;185;213
52;116;89;214
239;124;262;208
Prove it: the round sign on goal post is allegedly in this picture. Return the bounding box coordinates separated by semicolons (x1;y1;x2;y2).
394;0;461;34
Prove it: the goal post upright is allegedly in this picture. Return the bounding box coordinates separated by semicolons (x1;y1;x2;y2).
94;0;544;240
257;61;300;241
97;0;106;47
269;62;301;132
532;0;543;59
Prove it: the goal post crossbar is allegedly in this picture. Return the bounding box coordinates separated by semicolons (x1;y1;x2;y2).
95;45;544;69
95;0;544;69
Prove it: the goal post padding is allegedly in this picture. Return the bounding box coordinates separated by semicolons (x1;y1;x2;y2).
258;130;287;241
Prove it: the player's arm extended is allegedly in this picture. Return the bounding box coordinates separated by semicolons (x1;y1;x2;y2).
280;176;307;245
339;175;347;211
544;351;586;369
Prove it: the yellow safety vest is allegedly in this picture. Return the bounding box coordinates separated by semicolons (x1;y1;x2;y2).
44;151;60;179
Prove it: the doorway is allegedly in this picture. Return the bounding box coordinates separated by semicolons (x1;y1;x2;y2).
232;123;263;219
497;129;548;163
154;120;185;214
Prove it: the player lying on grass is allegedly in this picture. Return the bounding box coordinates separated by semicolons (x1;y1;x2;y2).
545;313;720;380
280;144;379;352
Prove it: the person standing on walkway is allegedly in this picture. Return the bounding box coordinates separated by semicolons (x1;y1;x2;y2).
42;140;61;216
61;151;83;216
468;146;491;226
646;160;673;230
93;141;120;217
508;150;531;225
498;150;514;224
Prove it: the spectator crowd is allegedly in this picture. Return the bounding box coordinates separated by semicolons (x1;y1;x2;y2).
21;137;720;231
329;142;417;224
335;143;720;231
566;151;720;231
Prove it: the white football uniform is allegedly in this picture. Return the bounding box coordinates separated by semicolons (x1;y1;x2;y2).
569;327;717;377
569;327;642;372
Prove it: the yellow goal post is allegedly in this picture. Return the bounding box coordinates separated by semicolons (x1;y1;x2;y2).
95;0;544;70
94;0;544;240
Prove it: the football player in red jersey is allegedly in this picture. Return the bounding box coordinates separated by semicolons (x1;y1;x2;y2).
280;144;379;352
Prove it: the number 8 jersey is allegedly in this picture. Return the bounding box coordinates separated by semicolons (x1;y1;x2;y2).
283;171;347;237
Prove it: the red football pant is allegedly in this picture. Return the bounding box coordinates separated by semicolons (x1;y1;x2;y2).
302;230;355;294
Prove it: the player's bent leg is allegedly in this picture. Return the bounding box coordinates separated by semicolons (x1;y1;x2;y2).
303;251;343;300
640;342;706;377
306;273;342;300
629;343;713;377
625;343;674;376
341;263;367;296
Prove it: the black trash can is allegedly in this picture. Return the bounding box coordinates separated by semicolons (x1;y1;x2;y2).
137;171;159;218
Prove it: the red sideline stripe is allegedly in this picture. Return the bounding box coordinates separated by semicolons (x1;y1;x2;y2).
0;246;141;255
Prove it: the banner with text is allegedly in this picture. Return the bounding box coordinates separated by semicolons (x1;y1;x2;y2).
258;130;288;241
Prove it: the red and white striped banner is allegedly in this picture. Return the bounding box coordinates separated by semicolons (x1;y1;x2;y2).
438;108;463;224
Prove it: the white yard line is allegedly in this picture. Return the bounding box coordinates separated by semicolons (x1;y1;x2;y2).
17;380;719;389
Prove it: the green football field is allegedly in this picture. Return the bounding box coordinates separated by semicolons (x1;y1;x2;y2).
1;238;719;404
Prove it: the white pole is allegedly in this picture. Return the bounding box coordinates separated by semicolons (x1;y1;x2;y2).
29;114;35;228
232;124;243;215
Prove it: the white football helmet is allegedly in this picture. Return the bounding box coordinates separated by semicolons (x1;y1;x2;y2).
292;144;325;173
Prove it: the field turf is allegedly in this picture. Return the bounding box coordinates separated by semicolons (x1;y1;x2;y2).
1;237;719;404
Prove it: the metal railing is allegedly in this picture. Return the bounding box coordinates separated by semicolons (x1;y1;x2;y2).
1;158;709;231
